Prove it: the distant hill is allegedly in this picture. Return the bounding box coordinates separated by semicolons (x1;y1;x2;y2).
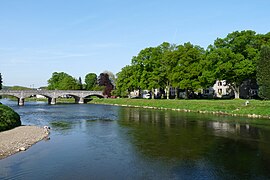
2;86;48;90
2;86;31;90
2;86;11;90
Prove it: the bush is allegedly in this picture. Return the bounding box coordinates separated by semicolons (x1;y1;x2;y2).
0;104;21;131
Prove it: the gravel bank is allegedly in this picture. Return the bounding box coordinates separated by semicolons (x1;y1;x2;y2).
0;126;49;159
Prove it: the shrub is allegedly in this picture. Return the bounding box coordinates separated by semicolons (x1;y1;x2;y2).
0;104;21;131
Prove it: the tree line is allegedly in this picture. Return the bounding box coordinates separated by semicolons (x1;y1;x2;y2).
115;30;270;99
47;71;114;97
1;30;270;99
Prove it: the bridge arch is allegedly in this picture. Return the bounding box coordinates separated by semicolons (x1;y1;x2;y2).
83;94;104;99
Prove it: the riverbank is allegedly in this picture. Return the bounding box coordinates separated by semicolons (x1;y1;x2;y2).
0;126;49;160
90;98;270;119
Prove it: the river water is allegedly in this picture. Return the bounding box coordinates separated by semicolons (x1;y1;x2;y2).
0;99;270;179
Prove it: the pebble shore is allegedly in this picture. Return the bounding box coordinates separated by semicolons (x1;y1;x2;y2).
0;126;49;160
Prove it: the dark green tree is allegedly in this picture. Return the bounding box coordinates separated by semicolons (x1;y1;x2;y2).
85;73;97;90
257;45;270;99
0;73;2;90
78;77;83;90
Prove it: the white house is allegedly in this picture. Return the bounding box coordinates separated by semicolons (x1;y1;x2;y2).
203;80;233;98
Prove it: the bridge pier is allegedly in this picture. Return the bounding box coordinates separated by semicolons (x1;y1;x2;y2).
18;98;24;106
48;98;56;105
75;97;85;104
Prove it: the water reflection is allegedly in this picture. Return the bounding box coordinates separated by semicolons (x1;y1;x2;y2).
118;107;270;178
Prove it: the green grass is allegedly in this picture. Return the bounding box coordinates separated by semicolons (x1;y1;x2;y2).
90;98;270;118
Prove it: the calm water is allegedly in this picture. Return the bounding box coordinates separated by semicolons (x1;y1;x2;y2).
1;99;270;179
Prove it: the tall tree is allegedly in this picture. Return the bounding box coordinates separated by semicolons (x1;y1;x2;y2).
257;45;270;99
85;73;97;90
171;42;205;98
78;77;83;90
98;73;114;97
115;65;136;97
207;30;260;98
103;70;116;87
130;42;175;98
0;73;2;90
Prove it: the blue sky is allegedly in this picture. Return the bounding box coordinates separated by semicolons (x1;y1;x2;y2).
0;0;270;87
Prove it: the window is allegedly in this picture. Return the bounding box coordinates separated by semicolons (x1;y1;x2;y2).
218;89;222;94
218;81;222;86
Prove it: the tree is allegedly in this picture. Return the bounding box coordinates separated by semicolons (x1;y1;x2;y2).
171;42;205;98
130;42;175;98
78;77;83;90
206;30;260;98
115;65;135;97
85;73;97;90
0;73;2;90
47;72;80;90
257;45;270;99
103;70;116;87
98;73;114;97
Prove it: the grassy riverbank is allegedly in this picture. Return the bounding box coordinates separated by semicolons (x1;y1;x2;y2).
90;98;270;119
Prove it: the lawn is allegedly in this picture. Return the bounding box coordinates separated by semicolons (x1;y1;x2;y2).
90;98;270;118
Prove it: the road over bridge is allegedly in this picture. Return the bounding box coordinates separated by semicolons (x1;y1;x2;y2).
0;90;104;106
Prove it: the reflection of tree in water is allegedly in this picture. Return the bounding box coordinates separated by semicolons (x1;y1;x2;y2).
118;108;216;160
118;108;270;178
207;136;270;179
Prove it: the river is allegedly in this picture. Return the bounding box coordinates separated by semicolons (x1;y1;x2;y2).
0;99;270;179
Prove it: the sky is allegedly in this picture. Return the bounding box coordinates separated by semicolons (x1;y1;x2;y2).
0;0;270;88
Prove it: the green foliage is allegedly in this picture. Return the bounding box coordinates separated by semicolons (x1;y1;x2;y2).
115;65;137;97
206;30;264;98
10;86;32;90
116;42;206;98
85;73;97;90
0;104;21;131
257;46;270;99
47;72;81;90
171;42;205;92
92;85;105;91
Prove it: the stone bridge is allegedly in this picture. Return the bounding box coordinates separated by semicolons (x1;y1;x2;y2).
0;90;104;106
